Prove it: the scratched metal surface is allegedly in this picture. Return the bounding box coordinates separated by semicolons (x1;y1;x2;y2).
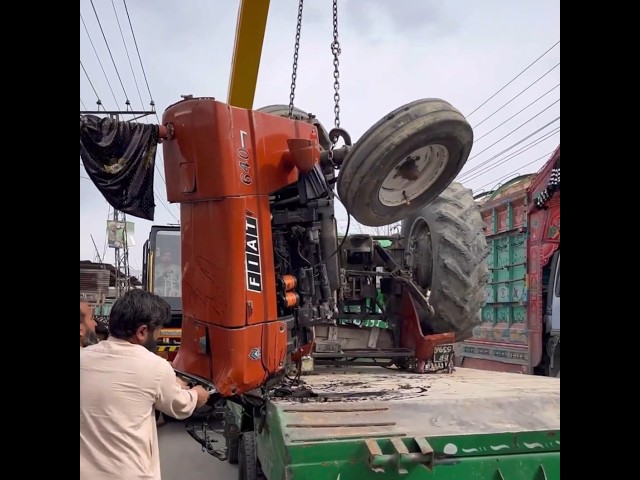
271;367;560;444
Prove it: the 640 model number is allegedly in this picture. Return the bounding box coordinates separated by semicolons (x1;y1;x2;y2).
238;130;252;185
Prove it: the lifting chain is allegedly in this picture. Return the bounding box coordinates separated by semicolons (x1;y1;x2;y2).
288;0;304;118
330;0;341;136
287;0;343;152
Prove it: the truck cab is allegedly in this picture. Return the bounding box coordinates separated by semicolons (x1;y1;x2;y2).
142;225;183;359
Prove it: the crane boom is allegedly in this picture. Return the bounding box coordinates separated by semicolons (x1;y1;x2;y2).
226;0;271;109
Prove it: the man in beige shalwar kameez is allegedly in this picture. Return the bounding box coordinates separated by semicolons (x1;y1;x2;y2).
80;289;210;480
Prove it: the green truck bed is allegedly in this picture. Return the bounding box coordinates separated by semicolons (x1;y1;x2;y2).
256;367;560;479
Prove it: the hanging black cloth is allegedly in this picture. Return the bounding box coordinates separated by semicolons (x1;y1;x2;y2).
80;115;159;221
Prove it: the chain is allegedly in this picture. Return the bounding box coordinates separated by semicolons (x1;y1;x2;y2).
288;0;304;118
330;0;341;135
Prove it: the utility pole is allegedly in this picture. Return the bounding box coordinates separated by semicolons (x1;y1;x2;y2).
111;209;131;298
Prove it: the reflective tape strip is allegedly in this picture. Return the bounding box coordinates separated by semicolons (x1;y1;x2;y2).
156;346;180;352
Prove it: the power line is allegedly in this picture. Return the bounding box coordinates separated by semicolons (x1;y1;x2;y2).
81;1;178;221
468;103;559;163
81;14;119;108
80;37;171;211
90;0;130;104
80;98;88;110
111;0;145;111
80;61;101;103
120;0;170;198
460;117;560;178
475;151;555;192
151;176;178;221
130;257;141;272
461;126;559;181
473;63;560;129
155;149;167;185
150;118;169;189
122;0;154;107
152;149;174;209
467;40;559;117
461;127;559;183
159;197;180;222
474;84;559;142
461;128;559;183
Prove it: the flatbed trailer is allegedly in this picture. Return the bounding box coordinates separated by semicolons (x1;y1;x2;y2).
242;367;559;480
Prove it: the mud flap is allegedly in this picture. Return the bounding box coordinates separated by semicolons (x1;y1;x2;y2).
398;290;455;373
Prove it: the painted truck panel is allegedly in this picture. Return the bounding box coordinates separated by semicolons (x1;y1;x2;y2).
458;146;560;374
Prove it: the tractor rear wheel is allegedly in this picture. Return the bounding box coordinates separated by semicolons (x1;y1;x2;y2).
337;99;473;227
401;182;489;342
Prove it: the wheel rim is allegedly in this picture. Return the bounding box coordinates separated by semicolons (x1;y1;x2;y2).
408;219;433;289
378;144;449;207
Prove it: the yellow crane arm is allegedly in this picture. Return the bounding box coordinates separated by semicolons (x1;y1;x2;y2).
226;0;271;109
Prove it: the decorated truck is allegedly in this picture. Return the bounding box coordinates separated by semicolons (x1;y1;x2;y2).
456;146;560;376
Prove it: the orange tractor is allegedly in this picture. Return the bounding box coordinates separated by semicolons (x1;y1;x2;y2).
81;96;488;398
80;0;488;398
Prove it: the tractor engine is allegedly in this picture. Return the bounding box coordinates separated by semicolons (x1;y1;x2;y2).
269;178;402;366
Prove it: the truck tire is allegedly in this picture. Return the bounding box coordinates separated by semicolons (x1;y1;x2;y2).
225;403;239;464
337;99;473;227
550;345;560;378
238;431;264;480
401;182;489;341
228;440;239;465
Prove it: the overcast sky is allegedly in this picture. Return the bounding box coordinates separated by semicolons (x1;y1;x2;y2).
80;0;560;274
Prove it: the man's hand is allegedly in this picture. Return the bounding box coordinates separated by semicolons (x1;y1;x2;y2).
192;385;210;407
175;376;190;390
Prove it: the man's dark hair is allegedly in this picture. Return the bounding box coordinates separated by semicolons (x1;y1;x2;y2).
108;289;171;339
95;322;109;336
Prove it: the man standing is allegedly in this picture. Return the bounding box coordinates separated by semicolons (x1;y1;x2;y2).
80;289;210;480
80;301;99;348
